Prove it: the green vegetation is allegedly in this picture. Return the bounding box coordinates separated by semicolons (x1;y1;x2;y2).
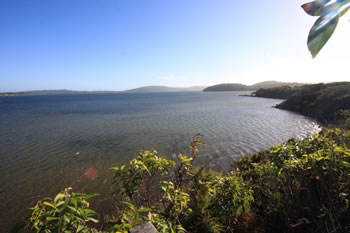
203;81;304;92
26;187;99;233
17;128;350;233
236;128;350;232
253;85;296;99
253;82;350;128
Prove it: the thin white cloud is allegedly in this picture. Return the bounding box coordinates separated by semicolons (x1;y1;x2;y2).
156;76;178;82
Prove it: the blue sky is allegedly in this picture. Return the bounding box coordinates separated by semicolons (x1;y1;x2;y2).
1;0;349;92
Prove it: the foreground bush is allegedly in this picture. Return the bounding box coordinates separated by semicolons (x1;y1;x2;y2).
27;187;99;233
109;135;254;233
236;128;350;232
21;129;350;232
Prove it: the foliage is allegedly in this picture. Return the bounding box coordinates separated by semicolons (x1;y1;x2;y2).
110;136;254;233
111;149;176;201
27;187;99;233
109;201;186;233
253;85;295;99
109;139;201;232
276;82;350;125
236;128;350;232
160;181;192;220
302;0;350;58
186;170;254;233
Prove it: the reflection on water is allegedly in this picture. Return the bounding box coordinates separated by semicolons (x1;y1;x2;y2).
0;92;320;231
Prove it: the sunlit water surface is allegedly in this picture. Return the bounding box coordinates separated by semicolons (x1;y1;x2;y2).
0;92;320;230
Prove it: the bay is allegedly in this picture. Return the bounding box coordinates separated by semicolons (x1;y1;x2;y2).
0;92;320;231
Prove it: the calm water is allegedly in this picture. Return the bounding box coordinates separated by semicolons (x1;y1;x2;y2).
0;92;320;230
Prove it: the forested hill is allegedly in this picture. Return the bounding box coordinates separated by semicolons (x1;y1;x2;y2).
203;83;250;91
203;81;303;91
124;86;206;92
252;86;296;99
254;82;350;127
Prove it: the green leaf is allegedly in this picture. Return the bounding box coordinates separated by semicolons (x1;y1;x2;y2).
82;193;99;200
112;224;121;230
134;212;139;225
302;1;324;16
342;161;350;167
84;209;97;217
278;168;283;176
55;201;65;207
72;198;78;208
123;201;135;210
54;193;65;202
64;215;71;223
43;201;56;209
122;224;132;230
138;161;150;174
67;206;78;212
87;217;99;223
46;217;59;221
340;6;350;16
307;14;339;58
76;224;85;232
138;207;151;212
320;1;350;16
84;209;96;214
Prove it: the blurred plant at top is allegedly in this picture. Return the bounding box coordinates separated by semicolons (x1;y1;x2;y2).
302;0;350;57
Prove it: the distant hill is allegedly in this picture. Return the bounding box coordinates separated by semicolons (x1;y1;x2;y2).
0;86;206;96
124;86;206;93
203;83;250;92
0;90;119;96
203;81;304;92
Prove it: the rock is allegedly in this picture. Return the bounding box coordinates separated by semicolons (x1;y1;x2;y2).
129;222;158;233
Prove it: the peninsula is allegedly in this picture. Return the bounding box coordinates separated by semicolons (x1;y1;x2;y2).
252;82;350;128
203;81;304;92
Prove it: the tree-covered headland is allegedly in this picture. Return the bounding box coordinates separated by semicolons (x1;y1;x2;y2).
254;82;350;129
202;81;304;92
